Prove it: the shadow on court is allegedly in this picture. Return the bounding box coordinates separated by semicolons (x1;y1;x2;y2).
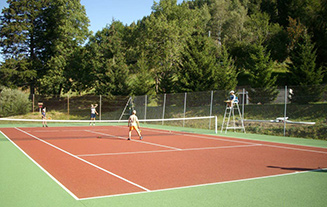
267;165;327;173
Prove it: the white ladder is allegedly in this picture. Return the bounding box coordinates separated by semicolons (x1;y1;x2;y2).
221;97;246;133
119;97;133;121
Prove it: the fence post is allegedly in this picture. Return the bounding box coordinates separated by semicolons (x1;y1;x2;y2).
162;94;166;125
284;86;287;136
32;94;35;113
183;92;187;127
242;88;245;120
67;95;69;116
144;95;147;120
99;95;102;120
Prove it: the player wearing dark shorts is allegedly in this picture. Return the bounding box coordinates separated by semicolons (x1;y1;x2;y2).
90;104;98;126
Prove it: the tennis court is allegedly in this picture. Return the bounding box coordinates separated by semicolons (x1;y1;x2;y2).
1;121;327;205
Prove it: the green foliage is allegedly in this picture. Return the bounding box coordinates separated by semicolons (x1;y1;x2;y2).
0;57;36;89
130;52;155;96
37;0;90;95
176;35;218;92
0;87;31;117
216;45;238;90
1;0;327;97
0;0;90;96
85;21;130;96
0;0;48;93
288;31;325;104
245;43;278;104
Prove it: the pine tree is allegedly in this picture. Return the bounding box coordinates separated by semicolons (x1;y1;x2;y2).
288;32;325;104
246;43;278;104
86;21;130;96
176;35;219;92
0;0;90;96
216;45;238;91
37;0;90;96
131;52;155;95
0;0;48;94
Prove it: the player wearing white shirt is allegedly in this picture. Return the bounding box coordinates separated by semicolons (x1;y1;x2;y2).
128;110;143;140
90;104;98;126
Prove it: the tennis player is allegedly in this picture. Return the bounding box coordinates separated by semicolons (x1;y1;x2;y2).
90;104;98;126
41;107;48;127
128;110;143;140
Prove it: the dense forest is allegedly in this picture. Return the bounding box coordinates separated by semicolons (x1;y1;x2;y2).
0;0;326;104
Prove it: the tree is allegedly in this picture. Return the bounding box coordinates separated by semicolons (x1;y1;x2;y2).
0;0;48;95
288;31;325;104
86;21;130;95
136;0;210;93
176;34;220;92
216;45;238;91
131;52;155;95
0;0;90;96
37;0;90;96
245;43;278;104
206;0;248;46
308;0;327;71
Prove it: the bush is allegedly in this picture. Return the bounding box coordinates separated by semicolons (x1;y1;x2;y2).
0;87;31;117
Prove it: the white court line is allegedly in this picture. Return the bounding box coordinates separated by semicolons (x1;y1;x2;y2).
4;128;326;201
137;127;327;154
185;133;327;154
137;126;261;145
0;130;79;200
263;143;327;154
77;144;262;157
14;127;150;195
31;130;85;133
79;167;326;201
84;130;182;151
89;126;327;155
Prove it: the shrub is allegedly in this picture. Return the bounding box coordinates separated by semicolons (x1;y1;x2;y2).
0;87;31;117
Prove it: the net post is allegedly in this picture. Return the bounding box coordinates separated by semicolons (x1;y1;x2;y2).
215;116;218;134
209;90;213;129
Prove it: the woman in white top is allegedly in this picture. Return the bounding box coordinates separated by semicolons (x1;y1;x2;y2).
41;107;48;127
90;104;98;126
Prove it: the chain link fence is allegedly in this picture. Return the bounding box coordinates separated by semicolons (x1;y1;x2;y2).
132;85;327;139
32;94;129;120
27;85;327;139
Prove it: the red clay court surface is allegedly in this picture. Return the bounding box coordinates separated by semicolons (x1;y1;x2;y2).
1;125;327;200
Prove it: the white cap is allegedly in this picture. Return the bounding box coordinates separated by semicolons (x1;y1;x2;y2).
132;110;136;114
230;90;235;94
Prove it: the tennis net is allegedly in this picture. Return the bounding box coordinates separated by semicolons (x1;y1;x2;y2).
0;116;218;134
